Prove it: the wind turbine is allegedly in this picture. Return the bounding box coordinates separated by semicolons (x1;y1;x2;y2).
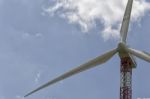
24;0;150;98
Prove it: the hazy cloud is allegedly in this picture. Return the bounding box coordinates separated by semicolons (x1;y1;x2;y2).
16;95;24;99
22;32;43;39
34;71;42;83
45;0;150;40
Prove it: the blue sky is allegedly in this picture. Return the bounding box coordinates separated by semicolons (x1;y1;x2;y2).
0;0;150;99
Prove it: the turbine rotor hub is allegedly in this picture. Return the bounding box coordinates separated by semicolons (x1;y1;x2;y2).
117;42;127;52
117;42;129;58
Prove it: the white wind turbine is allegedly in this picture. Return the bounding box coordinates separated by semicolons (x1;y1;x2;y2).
24;0;150;98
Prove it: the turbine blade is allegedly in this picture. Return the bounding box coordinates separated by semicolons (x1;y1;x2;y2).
24;48;117;97
127;48;150;62
120;0;133;43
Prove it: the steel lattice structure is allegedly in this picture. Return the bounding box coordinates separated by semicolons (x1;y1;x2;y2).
120;57;132;99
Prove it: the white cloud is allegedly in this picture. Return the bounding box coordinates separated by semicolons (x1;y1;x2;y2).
45;0;150;40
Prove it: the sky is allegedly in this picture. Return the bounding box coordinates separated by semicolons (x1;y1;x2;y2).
0;0;150;99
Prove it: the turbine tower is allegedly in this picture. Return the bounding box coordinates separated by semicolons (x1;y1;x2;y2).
24;0;150;98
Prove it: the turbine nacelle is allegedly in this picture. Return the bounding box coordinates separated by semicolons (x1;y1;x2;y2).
117;42;137;68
